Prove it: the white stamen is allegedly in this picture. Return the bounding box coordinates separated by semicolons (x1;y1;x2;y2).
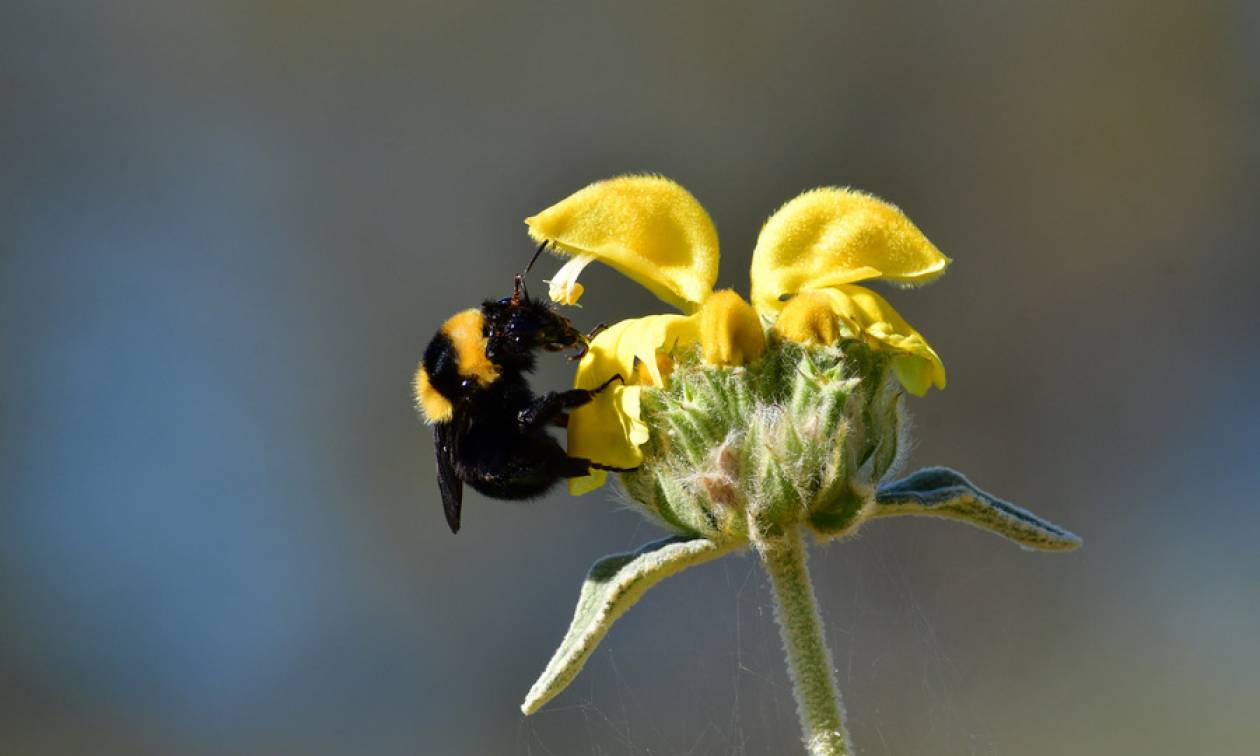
547;253;596;306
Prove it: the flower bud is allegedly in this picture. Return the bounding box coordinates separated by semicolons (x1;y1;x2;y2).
620;336;905;544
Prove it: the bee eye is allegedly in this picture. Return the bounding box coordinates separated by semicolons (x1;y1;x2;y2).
460;378;476;391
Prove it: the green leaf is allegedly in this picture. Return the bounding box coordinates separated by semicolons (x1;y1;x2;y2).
521;535;737;714
873;467;1082;551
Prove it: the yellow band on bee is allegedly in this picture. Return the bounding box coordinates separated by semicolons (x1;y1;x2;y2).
441;309;501;386
414;366;453;423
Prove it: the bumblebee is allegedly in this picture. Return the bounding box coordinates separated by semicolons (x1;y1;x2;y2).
414;244;631;533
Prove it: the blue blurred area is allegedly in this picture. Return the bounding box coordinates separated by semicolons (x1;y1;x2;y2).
3;2;1258;754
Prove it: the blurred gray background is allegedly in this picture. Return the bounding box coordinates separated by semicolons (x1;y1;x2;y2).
3;2;1258;754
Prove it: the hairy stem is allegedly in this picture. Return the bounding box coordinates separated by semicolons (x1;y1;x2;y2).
759;527;851;756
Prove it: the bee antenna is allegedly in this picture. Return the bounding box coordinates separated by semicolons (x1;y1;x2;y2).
513;240;549;304
523;240;549;279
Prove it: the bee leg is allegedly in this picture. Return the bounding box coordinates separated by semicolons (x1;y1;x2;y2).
517;389;598;430
588;461;640;473
518;374;625;430
590;373;624;394
568;330;610;361
551;413;569;428
559;457;640;477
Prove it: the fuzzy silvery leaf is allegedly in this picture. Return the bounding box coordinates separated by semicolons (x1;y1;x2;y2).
873;467;1082;551
521;535;736;715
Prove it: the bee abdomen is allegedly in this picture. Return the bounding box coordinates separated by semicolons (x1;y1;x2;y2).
413;365;453;424
415;308;504;424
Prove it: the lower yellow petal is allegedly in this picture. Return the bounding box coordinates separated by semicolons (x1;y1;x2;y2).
574;313;700;392
792;286;946;396
567;313;701;494
566;385;646;495
890;354;935;399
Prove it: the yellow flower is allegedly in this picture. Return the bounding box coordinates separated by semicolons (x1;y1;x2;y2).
526;175;950;493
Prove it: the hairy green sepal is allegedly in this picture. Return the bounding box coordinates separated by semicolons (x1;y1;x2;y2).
621;339;905;543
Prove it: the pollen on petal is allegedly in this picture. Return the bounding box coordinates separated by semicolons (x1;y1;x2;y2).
699;290;766;366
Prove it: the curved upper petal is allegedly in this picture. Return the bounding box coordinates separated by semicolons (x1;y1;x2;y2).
810;285;947;396
526;175;720;313
566;313;701;494
750;188;951;317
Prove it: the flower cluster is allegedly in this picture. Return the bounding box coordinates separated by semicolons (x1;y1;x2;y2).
529;175;948;503
519;177;1080;744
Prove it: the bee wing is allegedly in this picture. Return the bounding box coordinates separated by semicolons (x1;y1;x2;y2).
433;422;464;533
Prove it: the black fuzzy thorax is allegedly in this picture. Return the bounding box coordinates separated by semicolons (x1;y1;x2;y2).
442;372;574;500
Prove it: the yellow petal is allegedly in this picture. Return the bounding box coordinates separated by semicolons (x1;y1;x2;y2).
566;313;700;494
635;352;675;387
803;286;946;396
575;313;700;391
889;354;936;399
750;188;951;317
698;289;766;366
566;385;646;495
526;175;719;312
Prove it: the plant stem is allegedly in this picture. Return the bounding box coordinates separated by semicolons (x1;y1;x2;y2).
759;526;851;756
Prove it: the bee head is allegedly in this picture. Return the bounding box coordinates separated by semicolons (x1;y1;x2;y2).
480;241;590;369
482;290;585;370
